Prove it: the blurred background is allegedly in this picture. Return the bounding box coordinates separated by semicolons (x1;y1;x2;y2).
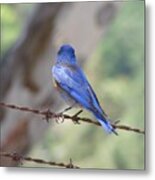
0;1;144;169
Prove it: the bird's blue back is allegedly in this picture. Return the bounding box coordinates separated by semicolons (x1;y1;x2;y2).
52;44;117;135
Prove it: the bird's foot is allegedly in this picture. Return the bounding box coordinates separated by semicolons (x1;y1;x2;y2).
59;106;73;115
71;109;83;124
59;102;78;115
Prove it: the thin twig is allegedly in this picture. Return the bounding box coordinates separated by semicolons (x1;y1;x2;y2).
0;152;80;169
0;102;145;134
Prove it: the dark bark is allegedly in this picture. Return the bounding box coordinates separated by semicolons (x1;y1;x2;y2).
0;3;63;99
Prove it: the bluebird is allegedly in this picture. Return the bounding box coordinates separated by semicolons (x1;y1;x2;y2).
52;44;117;135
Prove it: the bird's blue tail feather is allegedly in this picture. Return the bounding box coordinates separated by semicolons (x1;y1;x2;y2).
93;113;118;135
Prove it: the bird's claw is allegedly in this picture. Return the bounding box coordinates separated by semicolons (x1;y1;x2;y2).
58;105;74;115
71;109;83;124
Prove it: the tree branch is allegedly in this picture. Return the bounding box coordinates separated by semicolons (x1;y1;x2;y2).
0;152;79;168
0;102;145;134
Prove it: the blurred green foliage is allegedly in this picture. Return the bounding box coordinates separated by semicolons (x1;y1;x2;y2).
1;1;144;169
1;4;34;57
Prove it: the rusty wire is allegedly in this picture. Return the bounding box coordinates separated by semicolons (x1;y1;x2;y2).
0;152;79;168
0;102;145;134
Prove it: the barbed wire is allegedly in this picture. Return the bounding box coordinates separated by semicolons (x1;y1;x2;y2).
0;102;145;134
0;152;80;168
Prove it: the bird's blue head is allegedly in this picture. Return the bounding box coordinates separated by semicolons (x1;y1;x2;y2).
56;44;76;64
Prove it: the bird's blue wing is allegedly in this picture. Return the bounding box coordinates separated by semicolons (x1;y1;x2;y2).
52;63;117;135
52;64;105;115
